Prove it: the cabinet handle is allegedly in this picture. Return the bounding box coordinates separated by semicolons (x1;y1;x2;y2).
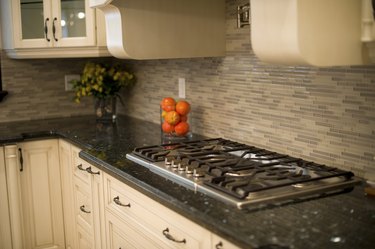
44;18;50;42
86;167;100;175
52;17;58;42
80;205;91;214
77;164;87;171
113;196;130;207
162;228;186;244
215;241;223;249
18;148;23;172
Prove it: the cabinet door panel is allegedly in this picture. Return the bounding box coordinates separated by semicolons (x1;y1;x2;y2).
0;147;12;249
20;139;65;249
4;145;24;249
53;0;96;47
15;0;52;48
59;139;76;249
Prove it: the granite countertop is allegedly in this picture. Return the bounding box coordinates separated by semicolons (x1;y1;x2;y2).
0;115;374;249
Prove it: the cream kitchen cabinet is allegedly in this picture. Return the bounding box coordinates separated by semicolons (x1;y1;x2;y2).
0;146;12;249
0;0;109;58
103;172;212;249
0;140;65;249
1;138;243;249
58;139;77;249
59;139;105;249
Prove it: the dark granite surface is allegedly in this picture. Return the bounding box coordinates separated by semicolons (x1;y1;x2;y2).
1;115;374;249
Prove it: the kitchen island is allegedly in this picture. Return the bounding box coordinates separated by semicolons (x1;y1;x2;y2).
0;115;374;249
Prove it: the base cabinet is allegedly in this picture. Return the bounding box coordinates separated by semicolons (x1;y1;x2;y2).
19;140;65;249
59;139;105;249
103;172;213;249
1;140;65;249
1;139;242;249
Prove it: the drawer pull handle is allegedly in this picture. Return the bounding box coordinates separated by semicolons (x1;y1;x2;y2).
86;167;100;175
215;241;223;249
80;205;91;214
113;196;131;207
162;228;186;244
77;164;87;171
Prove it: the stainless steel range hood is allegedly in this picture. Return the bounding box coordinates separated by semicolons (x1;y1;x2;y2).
89;0;225;60
250;0;375;66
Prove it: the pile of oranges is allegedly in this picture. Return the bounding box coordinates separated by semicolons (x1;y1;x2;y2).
160;97;190;136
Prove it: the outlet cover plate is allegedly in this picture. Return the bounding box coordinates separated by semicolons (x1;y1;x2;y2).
65;74;80;91
178;78;186;98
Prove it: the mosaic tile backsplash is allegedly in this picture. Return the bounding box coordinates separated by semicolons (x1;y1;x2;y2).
0;0;374;180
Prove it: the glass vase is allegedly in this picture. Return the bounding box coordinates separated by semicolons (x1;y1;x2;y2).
95;96;117;122
160;106;192;143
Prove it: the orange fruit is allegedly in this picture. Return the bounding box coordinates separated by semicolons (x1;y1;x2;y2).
162;104;175;112
162;121;175;133
164;111;180;125
180;115;188;122
174;122;189;136
161;97;175;107
175;100;190;115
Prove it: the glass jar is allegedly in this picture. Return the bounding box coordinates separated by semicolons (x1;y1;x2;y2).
160;105;192;142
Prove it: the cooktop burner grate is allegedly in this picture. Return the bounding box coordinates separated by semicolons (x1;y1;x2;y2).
127;138;360;208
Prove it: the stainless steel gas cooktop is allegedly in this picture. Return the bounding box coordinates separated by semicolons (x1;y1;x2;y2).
126;138;360;209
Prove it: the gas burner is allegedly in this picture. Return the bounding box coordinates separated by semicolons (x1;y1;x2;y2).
127;138;361;209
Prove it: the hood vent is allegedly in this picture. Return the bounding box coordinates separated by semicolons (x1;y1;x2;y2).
89;0;225;60
250;0;375;66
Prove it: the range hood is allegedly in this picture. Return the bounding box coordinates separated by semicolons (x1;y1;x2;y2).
89;0;225;59
250;0;375;66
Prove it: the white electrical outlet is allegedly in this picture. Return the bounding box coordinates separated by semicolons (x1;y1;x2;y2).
178;78;186;99
64;74;80;91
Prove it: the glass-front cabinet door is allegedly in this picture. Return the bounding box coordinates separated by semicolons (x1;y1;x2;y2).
53;0;96;47
13;0;52;48
13;0;95;48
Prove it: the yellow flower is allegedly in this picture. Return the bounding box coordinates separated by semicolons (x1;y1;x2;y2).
72;62;136;103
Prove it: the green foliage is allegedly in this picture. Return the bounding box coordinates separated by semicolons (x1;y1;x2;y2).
72;62;136;103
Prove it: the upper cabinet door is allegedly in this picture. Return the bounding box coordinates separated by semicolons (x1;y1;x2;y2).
52;0;96;47
12;0;95;49
14;0;52;48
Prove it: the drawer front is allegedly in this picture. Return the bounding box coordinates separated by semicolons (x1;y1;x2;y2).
104;173;211;249
212;233;241;249
73;177;93;232
106;211;170;249
71;147;91;185
76;224;94;249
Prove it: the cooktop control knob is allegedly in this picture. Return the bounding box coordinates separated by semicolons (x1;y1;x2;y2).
178;163;186;171
193;169;205;178
165;157;172;166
